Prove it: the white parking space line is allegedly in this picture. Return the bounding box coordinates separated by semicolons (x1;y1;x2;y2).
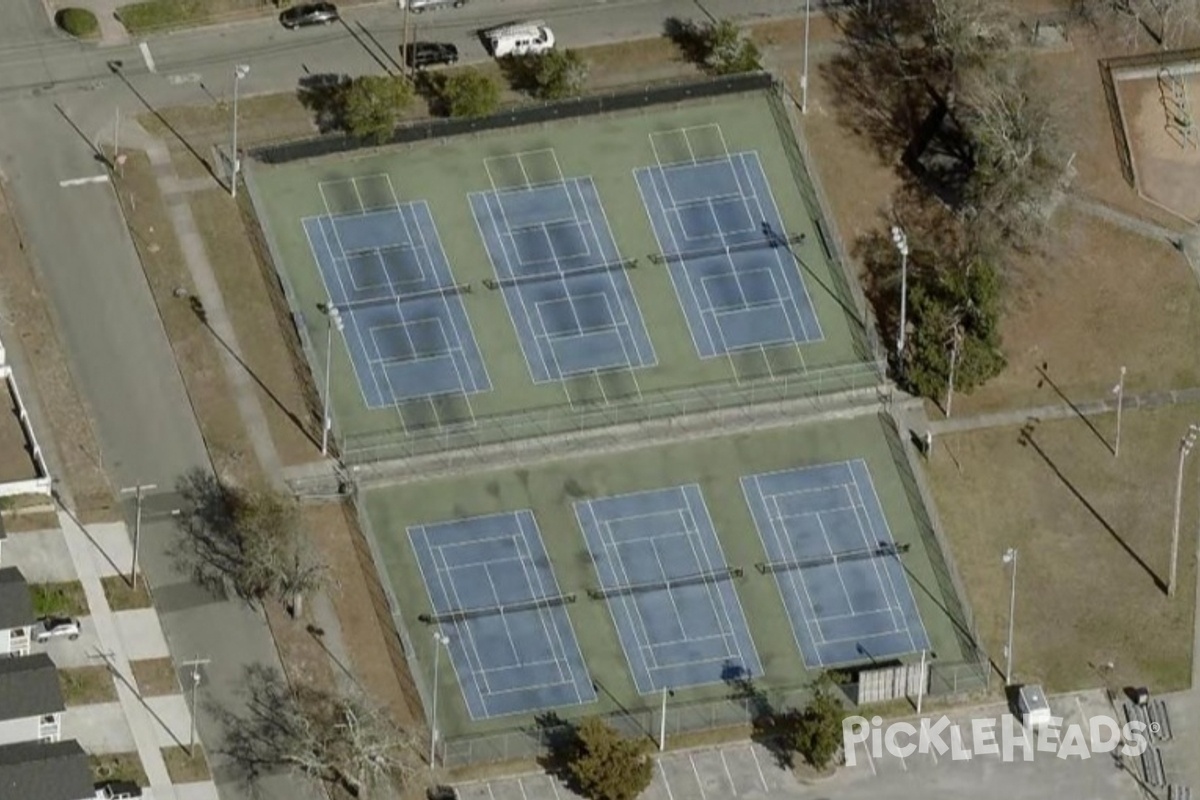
59;174;110;187
658;758;675;800
747;745;769;792
718;749;737;795
516;777;530;800
139;41;156;73
689;753;707;800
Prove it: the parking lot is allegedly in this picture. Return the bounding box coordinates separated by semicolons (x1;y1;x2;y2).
454;692;1143;800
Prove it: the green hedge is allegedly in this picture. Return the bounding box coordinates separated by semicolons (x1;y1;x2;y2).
117;0;204;33
55;7;100;38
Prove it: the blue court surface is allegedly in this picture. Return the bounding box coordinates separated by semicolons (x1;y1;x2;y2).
408;511;596;720
635;152;823;358
740;460;929;668
470;178;656;383
303;199;490;409
575;485;761;694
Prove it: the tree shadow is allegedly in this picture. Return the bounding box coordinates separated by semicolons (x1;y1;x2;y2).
723;667;799;770
535;712;583;793
170;469;252;605
297;73;351;134
821;0;940;164
663;17;709;67
497;54;539;96
1018;420;1165;592
206;663;300;788
412;71;449;118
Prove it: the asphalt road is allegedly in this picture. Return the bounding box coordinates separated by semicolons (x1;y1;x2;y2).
0;1;807;798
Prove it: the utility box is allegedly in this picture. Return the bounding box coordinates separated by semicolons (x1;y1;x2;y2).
1017;684;1052;727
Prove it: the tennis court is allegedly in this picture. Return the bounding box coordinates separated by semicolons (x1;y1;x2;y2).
469;149;656;387
302;174;490;409
635;125;822;365
574;485;762;694
741;460;929;668
408;510;596;719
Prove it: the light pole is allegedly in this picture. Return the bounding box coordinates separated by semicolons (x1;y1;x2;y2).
321;305;344;456
1112;366;1127;457
230;64;250;199
1170;425;1199;597
658;686;674;752
120;483;156;590
1002;547;1017;685
945;323;962;418
181;656;210;758
801;0;811;115
890;225;910;359
429;631;450;767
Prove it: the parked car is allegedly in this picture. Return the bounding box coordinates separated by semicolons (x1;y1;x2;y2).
34;616;80;643
407;0;467;11
405;42;459;69
485;21;554;58
280;2;339;29
96;780;143;799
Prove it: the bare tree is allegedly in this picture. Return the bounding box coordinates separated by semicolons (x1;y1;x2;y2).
220;666;423;797
1071;0;1200;49
175;471;329;616
927;0;1015;95
957;54;1071;250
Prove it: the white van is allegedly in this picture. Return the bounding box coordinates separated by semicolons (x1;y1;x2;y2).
486;21;555;58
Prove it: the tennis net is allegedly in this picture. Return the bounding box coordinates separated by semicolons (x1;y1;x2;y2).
338;283;471;312
587;566;743;600
484;259;638;290
419;593;576;624
756;542;909;574
648;233;806;265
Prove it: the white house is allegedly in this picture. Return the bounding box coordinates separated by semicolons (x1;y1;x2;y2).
0;566;34;657
0;740;97;800
0;653;64;745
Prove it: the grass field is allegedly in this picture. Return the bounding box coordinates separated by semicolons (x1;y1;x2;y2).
246;88;872;463
929;404;1199;692
362;412;971;748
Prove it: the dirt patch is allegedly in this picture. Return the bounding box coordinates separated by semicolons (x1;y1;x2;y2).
60;665;119;705
1116;68;1200;222
189;189;321;467
306;501;423;726
102;575;154;611
0;183;116;521
89;752;147;787
0;380;37;483
161;745;211;783
929;404;1197;692
130;657;180;697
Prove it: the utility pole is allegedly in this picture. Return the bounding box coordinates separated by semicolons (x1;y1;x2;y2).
230;64;250;198
916;649;926;714
1170;425;1199;597
1112;365;1127;457
181;657;211;757
120;483;157;590
1002;547;1017;685
429;631;449;768
801;0;810;114
322;305;344;456
890;225;910;361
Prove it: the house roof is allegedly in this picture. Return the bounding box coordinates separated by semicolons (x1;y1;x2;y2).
0;566;34;630
0;740;94;800
0;653;65;719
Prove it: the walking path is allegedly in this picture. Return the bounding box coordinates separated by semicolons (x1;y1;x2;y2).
57;509;182;800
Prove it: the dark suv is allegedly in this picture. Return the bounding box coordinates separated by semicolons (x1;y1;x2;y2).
280;2;339;29
405;42;459;69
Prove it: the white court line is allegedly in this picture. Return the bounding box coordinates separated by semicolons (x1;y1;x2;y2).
139;42;156;73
